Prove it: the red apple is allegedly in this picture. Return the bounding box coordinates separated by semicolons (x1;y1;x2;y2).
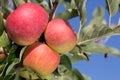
0;53;7;62
45;18;77;54
23;42;60;75
6;2;48;45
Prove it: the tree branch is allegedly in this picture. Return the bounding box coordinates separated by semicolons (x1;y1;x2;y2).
114;25;120;30
49;0;59;21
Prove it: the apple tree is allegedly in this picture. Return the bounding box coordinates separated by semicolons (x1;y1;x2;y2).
0;0;120;80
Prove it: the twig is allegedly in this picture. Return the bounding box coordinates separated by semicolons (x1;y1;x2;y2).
113;24;120;30
49;0;59;21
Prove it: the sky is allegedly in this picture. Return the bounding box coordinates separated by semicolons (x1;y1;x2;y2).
56;0;120;80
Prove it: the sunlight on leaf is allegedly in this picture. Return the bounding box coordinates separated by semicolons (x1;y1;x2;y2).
69;46;89;63
77;7;111;43
0;32;10;47
55;9;78;20
60;0;76;9
75;0;87;28
78;24;113;44
106;0;119;16
13;0;26;7
19;68;39;79
81;43;120;57
54;68;91;80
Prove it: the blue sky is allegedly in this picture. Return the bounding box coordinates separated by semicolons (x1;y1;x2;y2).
57;0;120;80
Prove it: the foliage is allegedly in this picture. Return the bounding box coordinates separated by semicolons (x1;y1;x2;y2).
0;0;120;80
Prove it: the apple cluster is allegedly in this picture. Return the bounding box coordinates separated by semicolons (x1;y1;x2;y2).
6;2;77;76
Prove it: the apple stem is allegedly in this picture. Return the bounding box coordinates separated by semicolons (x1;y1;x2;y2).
49;0;59;21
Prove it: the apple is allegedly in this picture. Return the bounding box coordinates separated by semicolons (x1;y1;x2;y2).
45;18;77;54
23;42;60;75
0;53;7;63
6;2;48;45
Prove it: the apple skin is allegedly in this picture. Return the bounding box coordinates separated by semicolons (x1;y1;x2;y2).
0;53;7;62
6;2;48;45
45;18;77;54
23;42;60;75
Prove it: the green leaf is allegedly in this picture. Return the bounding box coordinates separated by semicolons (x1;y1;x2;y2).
0;32;10;47
78;7;109;44
106;0;119;16
78;24;113;44
1;0;9;8
69;46;89;63
54;68;91;80
72;69;91;80
19;46;27;62
13;0;26;7
55;9;78;20
6;44;19;62
75;0;87;28
19;68;39;79
60;0;76;9
91;6;104;26
5;58;19;76
0;74;15;80
30;0;43;3
0;11;4;36
81;43;120;57
60;55;72;70
1;0;13;18
40;0;49;12
69;53;89;63
57;55;72;75
0;64;4;72
0;58;19;76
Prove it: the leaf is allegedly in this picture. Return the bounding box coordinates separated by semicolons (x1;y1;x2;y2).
19;68;39;79
60;55;72;70
13;0;26;7
54;68;91;80
19;46;27;62
0;64;4;72
78;7;110;44
72;69;91;80
40;0;49;12
0;74;15;80
0;32;10;47
57;55;72;75
81;43;120;57
6;44;19;62
106;0;119;16
1;0;13;18
30;0;43;3
75;0;87;28
55;9;78;20
69;46;89;63
78;24;113;44
5;58;19;76
0;11;4;36
69;53;89;63
0;58;19;76
1;0;9;8
60;0;76;9
91;6;104;26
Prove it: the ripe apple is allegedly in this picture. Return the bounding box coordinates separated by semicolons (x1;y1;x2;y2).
45;18;77;54
0;53;7;63
23;42;60;75
6;2;48;45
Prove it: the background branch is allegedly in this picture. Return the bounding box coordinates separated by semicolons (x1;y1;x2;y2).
49;0;59;21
